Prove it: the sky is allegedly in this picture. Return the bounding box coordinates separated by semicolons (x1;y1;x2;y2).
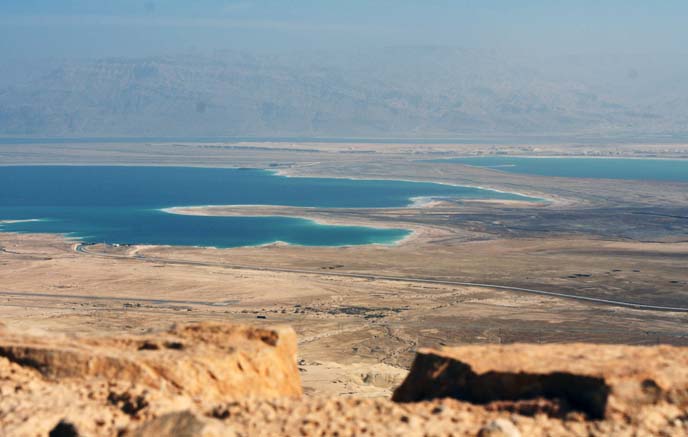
1;0;687;60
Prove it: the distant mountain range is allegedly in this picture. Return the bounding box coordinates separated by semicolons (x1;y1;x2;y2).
1;48;687;138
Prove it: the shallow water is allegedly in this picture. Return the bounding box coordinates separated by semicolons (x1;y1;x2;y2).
0;166;534;247
428;156;688;182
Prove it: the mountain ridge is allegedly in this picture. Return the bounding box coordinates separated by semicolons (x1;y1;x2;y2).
1;48;686;138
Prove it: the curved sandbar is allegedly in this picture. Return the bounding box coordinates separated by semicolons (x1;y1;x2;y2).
271;167;553;205
161;205;454;246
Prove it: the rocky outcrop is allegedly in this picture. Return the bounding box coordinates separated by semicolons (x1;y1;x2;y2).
0;322;300;436
0;322;301;403
393;344;688;421
1;325;687;436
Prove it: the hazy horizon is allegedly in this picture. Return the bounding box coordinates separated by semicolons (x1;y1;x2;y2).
1;1;687;139
2;1;687;58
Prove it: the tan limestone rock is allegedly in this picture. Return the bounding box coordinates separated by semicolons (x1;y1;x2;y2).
0;322;302;403
393;343;688;421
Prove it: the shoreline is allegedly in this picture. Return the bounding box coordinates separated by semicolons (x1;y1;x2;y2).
269;167;553;204
427;155;688;161
0;219;44;225
0;163;558;250
160;205;425;247
0;162;554;203
0;209;419;251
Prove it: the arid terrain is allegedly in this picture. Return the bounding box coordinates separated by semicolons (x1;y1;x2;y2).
1;140;687;400
5;2;688;434
1;321;687;436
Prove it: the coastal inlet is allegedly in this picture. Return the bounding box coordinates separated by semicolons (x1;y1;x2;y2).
0;166;537;248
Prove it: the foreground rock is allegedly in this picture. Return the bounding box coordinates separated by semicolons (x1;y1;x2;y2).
0;322;300;436
1;323;687;436
393;343;688;422
125;395;686;436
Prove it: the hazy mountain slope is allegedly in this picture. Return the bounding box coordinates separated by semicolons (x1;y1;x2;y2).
0;49;685;137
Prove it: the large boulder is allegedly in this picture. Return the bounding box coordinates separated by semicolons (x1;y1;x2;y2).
0;322;301;435
393;343;688;420
0;322;301;402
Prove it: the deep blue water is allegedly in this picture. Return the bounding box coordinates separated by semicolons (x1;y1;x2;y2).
0;166;534;247
429;157;688;182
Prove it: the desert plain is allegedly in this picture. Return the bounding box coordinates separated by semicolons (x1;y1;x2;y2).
1;140;687;398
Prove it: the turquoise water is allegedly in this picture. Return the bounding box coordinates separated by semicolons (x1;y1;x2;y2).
428;157;688;182
0;166;534;247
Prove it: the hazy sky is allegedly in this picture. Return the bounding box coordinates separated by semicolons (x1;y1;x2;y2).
1;0;687;59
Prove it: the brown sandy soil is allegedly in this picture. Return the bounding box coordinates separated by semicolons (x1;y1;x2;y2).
1;232;687;398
